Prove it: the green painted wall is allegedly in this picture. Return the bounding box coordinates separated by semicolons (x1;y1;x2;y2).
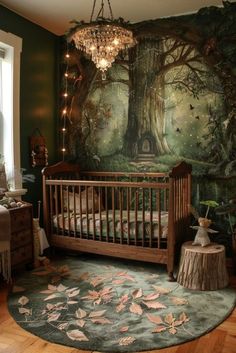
0;5;60;216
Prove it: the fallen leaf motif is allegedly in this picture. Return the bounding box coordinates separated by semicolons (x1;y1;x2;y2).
67;301;78;305
173;320;184;327
146;314;163;325
90;276;106;287
179;312;190;323
66;287;79;294
119;294;129;304
18;296;29;306
47;312;61;322
112;279;126;285
44;294;58;301
46;303;55;311
142;301;167;309
143;292;160;301
57;322;69;330
129;302;143;315
76;319;86;327
171;296;188;305
164;313;175;325
78;272;89;281
115;271;136;282
75;308;87;319
90;317;112;324
120;326;129;333
169;327;177;335
152;285;171;294
66;329;89;341
132;288;143;299
116;302;126;313
152;326;167;333
89;310;106;318
57;284;68;292
18;307;32;315
68;289;80;298
119;336;136;346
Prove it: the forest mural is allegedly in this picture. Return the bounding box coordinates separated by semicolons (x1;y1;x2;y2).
61;1;236;255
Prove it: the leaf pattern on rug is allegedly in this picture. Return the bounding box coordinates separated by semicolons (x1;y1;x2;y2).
15;264;191;348
12;257;221;352
149;312;190;335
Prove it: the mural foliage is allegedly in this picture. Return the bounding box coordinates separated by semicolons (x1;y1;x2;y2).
62;2;236;254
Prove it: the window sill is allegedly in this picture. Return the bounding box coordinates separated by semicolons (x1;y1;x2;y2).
5;188;27;199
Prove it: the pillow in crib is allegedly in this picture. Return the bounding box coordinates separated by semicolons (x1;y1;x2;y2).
64;187;100;213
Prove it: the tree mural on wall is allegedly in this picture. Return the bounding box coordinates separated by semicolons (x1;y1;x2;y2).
123;36;222;159
63;1;236;176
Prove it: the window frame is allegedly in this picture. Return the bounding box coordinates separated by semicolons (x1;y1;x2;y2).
0;30;22;190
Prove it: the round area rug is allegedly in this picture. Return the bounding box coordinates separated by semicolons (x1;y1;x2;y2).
8;255;236;352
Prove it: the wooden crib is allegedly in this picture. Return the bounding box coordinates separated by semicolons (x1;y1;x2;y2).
42;161;192;280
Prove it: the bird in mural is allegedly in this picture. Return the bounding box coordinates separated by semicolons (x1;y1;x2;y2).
176;128;181;133
92;154;101;163
189;104;194;110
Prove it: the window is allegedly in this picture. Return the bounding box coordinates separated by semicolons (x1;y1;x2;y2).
0;30;22;190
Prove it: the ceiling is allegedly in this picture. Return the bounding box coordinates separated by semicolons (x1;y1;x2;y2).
0;0;233;35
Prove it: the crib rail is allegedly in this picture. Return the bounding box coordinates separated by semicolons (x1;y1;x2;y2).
42;161;192;277
44;178;169;249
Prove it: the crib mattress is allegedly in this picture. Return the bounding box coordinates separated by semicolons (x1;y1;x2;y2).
52;210;168;240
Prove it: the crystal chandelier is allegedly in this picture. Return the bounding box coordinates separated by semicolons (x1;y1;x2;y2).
70;0;136;78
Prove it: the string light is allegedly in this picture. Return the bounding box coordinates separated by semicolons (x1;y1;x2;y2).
61;44;70;159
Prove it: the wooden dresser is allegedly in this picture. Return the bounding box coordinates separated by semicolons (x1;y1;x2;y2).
9;203;33;269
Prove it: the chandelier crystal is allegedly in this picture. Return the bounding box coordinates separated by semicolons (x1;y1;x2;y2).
70;0;136;78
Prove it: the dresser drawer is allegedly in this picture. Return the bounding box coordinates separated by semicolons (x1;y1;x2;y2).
11;229;32;250
10;206;32;232
11;243;33;268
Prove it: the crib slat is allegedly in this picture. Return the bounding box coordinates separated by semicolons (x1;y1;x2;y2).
49;185;53;236
149;188;153;248
55;185;59;234
60;185;65;236
79;185;83;238
92;187;95;240
66;186;71;236
127;187;130;245
135;189;138;246
157;189;161;249
112;187;116;243
119;188;123;244
99;187;102;241
85;186;89;237
72;187;76;237
142;188;145;247
105;187;109;242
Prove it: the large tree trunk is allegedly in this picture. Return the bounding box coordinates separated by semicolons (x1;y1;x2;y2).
124;38;170;158
66;51;98;159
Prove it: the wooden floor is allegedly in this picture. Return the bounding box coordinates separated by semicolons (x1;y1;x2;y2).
0;273;236;353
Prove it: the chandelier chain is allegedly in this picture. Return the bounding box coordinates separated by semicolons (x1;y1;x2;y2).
90;0;96;22
96;0;104;19
107;0;114;20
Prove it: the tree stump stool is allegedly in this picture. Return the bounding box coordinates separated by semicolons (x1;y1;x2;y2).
177;241;229;290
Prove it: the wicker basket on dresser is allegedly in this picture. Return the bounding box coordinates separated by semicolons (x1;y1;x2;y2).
9;202;33;269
